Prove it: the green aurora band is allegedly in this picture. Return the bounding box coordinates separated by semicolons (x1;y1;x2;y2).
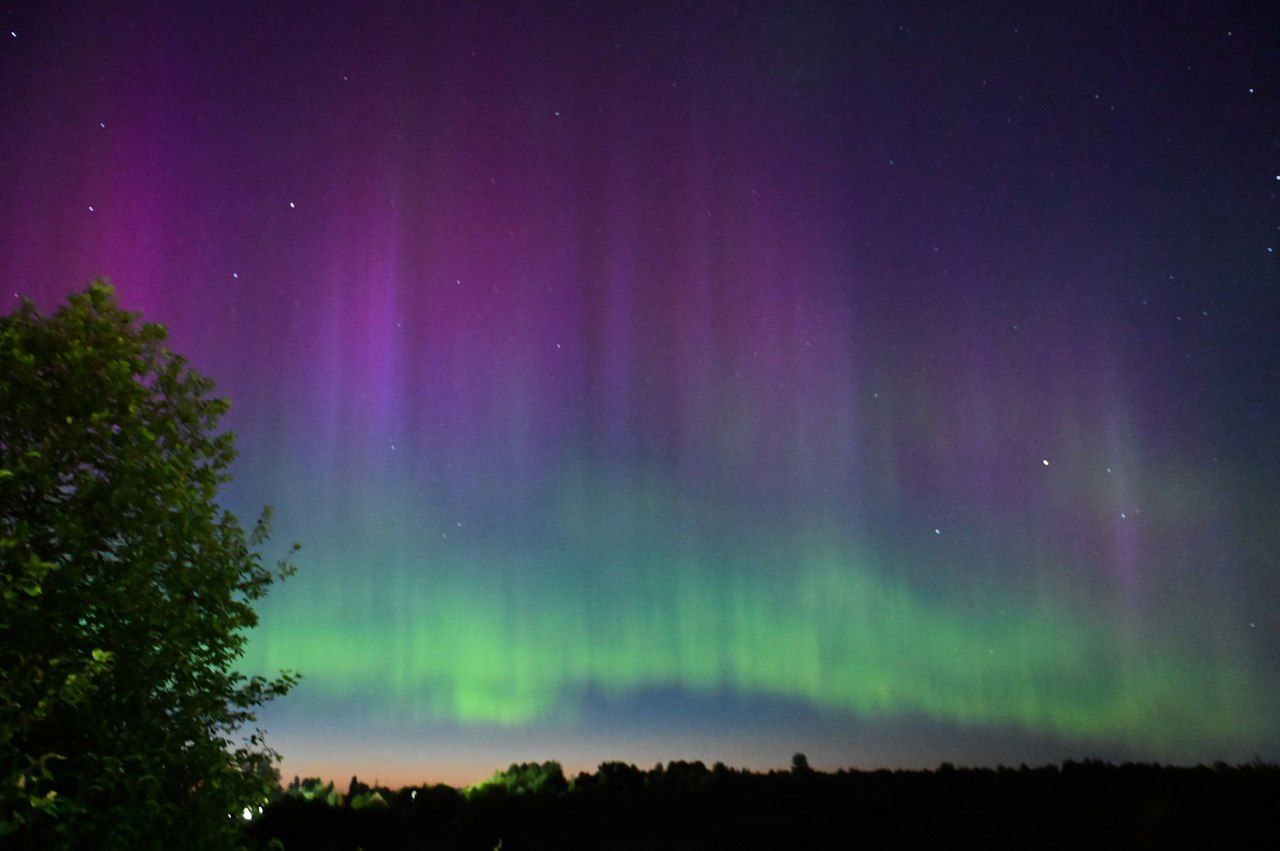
244;470;1268;757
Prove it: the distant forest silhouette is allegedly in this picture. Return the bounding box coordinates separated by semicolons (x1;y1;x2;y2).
249;757;1279;849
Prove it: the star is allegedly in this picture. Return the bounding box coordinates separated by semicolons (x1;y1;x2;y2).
87;205;95;212
1041;459;1049;466
934;528;941;535
289;201;296;208
232;272;238;279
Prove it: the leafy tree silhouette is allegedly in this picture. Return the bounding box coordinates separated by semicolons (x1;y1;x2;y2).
0;282;298;849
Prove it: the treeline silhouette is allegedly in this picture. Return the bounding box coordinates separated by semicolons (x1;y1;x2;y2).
248;756;1279;849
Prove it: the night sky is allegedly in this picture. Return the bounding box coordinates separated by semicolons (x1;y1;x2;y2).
2;1;1278;785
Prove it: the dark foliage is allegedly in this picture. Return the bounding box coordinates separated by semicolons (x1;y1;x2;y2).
248;758;1280;850
0;282;297;848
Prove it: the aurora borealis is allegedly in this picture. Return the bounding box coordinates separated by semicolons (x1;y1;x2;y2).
2;2;1277;784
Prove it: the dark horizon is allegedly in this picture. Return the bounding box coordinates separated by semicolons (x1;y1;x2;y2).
251;757;1280;849
280;752;1280;794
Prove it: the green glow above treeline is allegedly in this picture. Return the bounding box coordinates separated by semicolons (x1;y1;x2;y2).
243;472;1267;756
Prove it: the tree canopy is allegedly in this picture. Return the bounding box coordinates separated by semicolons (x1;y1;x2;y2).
0;281;297;849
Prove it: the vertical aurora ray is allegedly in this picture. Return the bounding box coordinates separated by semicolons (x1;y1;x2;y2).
1;2;1276;780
